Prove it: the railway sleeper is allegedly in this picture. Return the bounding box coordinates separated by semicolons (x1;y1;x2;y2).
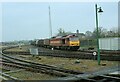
25;67;67;77
2;63;26;70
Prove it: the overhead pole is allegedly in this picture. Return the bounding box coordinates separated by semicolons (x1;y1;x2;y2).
49;6;52;38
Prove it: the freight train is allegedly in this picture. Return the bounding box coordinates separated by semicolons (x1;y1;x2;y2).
31;34;80;50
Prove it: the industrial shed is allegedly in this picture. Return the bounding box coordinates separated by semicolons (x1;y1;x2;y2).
99;37;120;50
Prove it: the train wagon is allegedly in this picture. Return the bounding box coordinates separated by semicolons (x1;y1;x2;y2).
50;36;62;49
36;39;44;47
44;39;50;48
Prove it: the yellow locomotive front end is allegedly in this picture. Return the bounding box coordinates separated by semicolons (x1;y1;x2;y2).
69;36;80;50
69;37;80;46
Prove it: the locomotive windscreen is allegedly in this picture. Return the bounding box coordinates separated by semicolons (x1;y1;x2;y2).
70;37;79;41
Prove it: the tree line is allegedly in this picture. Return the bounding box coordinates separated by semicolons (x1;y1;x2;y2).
85;27;119;39
56;27;119;39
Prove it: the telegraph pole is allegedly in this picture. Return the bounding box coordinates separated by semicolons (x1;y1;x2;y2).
49;6;52;38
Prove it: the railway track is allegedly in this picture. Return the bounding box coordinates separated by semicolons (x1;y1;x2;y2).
88;75;120;82
69;75;120;82
0;72;19;80
1;45;86;79
1;53;84;77
1;59;67;77
57;65;120;81
2;45;120;61
1;45;120;81
3;49;120;61
0;62;24;73
3;45;120;54
1;57;67;77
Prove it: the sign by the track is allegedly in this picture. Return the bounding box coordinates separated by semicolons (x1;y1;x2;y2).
29;48;38;55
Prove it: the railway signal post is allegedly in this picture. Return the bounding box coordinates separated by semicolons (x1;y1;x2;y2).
95;4;103;65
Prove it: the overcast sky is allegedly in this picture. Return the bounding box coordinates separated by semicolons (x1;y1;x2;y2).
1;1;118;42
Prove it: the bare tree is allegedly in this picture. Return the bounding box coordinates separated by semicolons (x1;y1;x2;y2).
92;27;107;38
57;28;71;36
85;31;92;38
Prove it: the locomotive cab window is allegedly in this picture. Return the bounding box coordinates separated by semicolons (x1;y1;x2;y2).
70;37;79;41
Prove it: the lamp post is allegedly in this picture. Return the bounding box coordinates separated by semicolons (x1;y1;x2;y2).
95;4;103;65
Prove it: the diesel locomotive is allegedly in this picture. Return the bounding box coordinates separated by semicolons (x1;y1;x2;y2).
31;34;80;50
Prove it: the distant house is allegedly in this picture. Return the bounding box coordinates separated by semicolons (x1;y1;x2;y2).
69;33;86;39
